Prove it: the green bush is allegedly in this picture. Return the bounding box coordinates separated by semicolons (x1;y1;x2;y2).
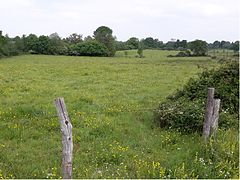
155;99;205;133
69;40;109;57
175;50;191;57
0;46;20;57
155;60;239;133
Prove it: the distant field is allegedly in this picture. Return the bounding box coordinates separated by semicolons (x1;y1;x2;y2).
0;50;237;178
207;49;238;60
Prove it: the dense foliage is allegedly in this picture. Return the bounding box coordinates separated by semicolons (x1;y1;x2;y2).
155;60;239;133
125;37;140;49
116;38;238;52
0;31;23;57
93;26;116;56
188;40;208;56
0;26;116;58
208;40;239;52
0;28;239;58
69;40;109;56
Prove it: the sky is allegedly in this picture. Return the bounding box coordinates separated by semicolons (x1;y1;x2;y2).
0;0;239;42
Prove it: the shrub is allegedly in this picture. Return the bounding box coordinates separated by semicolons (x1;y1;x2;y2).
167;50;191;57
175;50;191;57
124;50;128;57
155;60;239;133
175;51;186;57
0;44;20;57
155;98;205;133
69;40;109;56
137;47;144;58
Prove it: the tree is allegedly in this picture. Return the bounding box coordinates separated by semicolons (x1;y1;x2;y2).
221;41;231;49
181;40;188;48
49;32;61;41
142;37;155;49
0;31;7;57
126;37;139;49
188;40;208;56
0;32;22;57
0;31;5;46
66;33;83;44
231;41;239;53
49;33;68;55
12;36;24;52
212;41;221;49
0;34;21;56
164;41;175;50
93;26;116;56
142;37;163;49
174;39;187;49
84;36;93;42
115;41;127;51
36;35;51;54
0;31;5;54
174;39;181;49
24;34;39;53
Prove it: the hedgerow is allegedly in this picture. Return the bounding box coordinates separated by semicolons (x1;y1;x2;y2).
155;60;239;133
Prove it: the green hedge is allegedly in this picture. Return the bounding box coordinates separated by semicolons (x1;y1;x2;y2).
155;60;239;133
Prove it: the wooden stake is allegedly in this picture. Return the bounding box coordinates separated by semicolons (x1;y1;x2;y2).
203;88;215;141
54;98;73;179
211;99;221;138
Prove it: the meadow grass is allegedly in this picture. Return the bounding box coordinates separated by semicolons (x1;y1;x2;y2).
207;49;238;61
0;50;238;178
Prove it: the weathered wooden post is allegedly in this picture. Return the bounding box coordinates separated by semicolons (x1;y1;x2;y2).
211;99;221;138
54;98;73;179
203;88;215;141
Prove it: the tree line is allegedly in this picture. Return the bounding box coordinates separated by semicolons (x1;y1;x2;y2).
0;26;239;58
0;26;116;58
117;37;239;55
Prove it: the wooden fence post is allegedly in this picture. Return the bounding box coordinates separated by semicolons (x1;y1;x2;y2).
211;99;221;138
54;98;73;179
203;88;215;141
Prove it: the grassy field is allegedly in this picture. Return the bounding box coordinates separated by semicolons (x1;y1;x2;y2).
0;50;238;178
207;49;238;61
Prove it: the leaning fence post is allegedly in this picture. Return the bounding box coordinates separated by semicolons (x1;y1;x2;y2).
211;99;221;138
54;97;73;179
203;88;215;141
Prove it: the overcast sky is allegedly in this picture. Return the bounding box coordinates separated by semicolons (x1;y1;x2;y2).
0;0;239;42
